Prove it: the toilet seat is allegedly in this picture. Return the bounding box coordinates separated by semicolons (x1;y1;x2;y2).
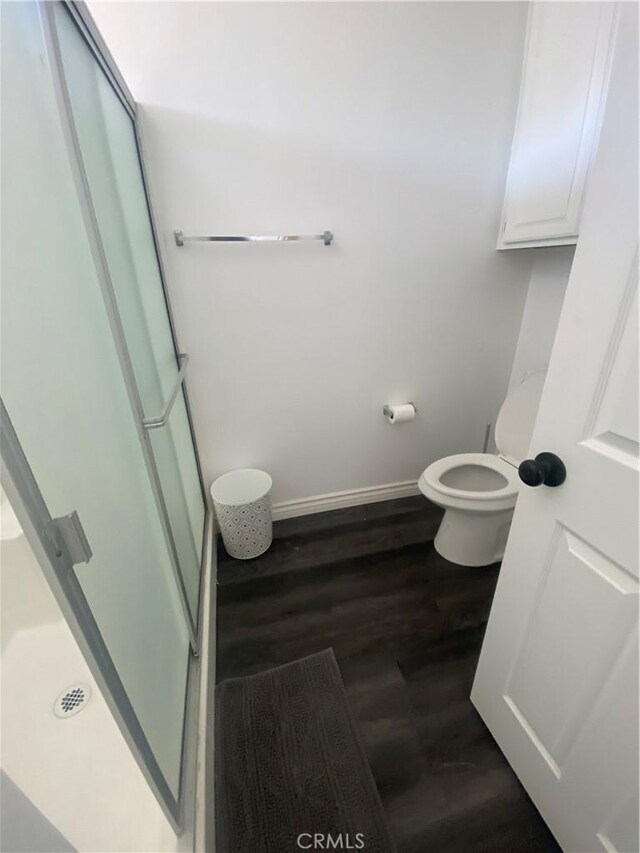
419;452;520;513
417;372;546;564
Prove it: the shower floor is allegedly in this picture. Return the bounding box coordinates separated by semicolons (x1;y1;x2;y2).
215;496;560;853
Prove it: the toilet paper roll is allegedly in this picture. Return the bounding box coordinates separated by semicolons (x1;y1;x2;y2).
386;403;416;424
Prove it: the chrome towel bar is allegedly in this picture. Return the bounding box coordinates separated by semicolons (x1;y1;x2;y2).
174;230;333;247
142;353;189;430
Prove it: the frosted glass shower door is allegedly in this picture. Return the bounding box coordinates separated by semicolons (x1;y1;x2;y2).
53;5;205;628
0;1;190;806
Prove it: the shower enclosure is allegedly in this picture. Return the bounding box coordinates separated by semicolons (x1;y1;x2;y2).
0;1;206;826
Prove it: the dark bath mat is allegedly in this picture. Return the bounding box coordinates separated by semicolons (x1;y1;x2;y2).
215;649;397;853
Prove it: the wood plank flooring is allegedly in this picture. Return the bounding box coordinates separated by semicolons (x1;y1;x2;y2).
216;496;560;853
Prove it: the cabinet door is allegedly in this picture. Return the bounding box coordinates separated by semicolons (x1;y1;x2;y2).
499;3;617;249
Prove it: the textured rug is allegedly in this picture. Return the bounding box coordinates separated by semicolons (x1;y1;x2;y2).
215;649;396;853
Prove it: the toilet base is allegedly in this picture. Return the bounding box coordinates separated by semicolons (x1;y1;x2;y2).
434;507;514;567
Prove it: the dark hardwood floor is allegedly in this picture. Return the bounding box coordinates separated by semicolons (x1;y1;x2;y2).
216;496;560;853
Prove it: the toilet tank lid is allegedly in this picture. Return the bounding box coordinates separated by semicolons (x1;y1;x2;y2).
495;371;546;465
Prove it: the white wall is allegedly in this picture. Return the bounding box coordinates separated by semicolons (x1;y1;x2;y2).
89;1;535;506
508;246;575;388
0;488;177;853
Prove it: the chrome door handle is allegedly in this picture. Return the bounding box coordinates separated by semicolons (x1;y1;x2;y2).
142;354;189;430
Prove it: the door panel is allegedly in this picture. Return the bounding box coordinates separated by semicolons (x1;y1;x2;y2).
585;279;638;454
54;4;205;624
505;526;637;771
472;7;638;851
0;1;189;798
149;396;203;615
501;3;617;246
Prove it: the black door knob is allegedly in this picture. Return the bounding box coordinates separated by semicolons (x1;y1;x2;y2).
518;452;566;488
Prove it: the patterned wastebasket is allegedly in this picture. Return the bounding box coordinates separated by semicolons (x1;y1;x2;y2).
210;469;273;559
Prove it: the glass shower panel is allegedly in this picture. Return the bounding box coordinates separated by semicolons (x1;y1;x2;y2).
54;6;204;622
149;400;203;614
0;0;188;798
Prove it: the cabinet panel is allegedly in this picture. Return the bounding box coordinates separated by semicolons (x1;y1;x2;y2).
499;3;617;249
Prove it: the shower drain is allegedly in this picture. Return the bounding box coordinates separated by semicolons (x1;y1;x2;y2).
53;683;91;719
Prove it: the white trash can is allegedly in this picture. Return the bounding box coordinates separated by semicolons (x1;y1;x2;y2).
210;469;273;560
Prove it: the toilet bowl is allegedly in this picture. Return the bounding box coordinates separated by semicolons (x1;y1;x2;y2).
419;371;546;567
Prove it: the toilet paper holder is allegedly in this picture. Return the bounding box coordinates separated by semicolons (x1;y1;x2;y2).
383;402;417;417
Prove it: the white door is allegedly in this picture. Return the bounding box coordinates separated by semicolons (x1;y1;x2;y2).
472;8;638;853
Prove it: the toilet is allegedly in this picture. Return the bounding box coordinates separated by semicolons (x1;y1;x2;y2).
418;371;546;567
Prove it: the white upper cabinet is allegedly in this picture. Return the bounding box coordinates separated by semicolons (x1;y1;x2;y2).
498;3;618;249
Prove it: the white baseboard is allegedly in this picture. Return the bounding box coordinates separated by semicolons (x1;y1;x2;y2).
271;479;420;521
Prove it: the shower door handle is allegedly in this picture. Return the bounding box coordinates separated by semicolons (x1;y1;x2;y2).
48;511;92;566
142;354;189;430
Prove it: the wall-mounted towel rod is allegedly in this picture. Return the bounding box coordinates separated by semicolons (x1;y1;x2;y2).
174;230;333;247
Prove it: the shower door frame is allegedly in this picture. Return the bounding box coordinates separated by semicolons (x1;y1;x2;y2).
0;0;210;832
44;0;209;653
